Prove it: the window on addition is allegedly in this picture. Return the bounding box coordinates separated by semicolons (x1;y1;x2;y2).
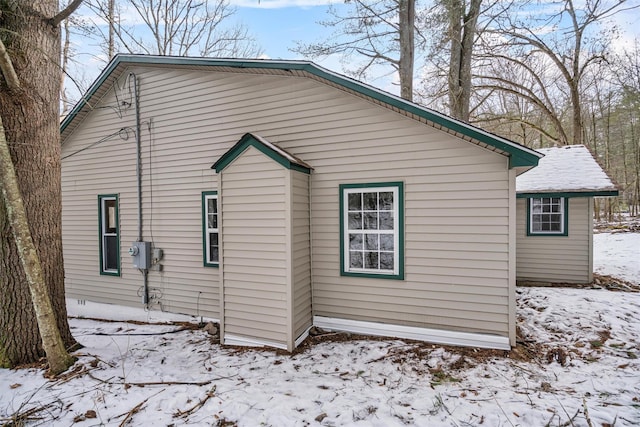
528;197;567;236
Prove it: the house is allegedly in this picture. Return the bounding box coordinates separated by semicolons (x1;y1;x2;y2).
515;145;618;284
60;54;546;352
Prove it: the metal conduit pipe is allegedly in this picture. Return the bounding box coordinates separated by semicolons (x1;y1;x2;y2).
130;73;149;305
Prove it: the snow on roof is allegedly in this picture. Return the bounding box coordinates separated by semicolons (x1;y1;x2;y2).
516;145;618;194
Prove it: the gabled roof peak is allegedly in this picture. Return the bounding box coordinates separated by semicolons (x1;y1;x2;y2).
213;133;312;174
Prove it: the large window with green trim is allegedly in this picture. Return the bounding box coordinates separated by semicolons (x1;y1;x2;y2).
528;197;568;236
98;194;120;275
202;191;219;267
340;182;404;279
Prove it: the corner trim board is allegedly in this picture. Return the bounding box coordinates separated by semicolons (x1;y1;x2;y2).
313;316;511;350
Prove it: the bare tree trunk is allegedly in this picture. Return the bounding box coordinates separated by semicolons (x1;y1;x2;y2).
108;0;115;58
448;0;481;121
0;116;75;375
398;0;415;101
61;17;72;116
0;0;77;370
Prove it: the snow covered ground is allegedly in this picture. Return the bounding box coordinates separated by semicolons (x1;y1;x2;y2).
1;232;639;426
594;232;640;284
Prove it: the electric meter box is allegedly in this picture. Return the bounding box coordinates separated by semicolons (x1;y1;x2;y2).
129;241;152;269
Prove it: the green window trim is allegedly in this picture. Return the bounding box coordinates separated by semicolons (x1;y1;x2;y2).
527;197;569;237
339;182;405;280
98;194;121;276
202;191;219;268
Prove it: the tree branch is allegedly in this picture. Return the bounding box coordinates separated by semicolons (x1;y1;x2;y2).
50;0;85;27
0;38;20;90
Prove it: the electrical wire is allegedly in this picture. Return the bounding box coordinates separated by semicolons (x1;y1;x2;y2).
61;127;133;160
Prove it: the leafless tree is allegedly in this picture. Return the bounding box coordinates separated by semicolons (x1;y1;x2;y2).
445;0;482;121
86;0;262;58
476;0;639;146
293;0;423;101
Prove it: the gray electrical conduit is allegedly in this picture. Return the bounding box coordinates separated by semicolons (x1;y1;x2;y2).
130;72;149;306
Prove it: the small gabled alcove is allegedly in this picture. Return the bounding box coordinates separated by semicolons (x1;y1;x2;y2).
212;133;313;351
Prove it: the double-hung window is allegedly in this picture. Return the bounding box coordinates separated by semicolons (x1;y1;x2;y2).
528;197;567;236
202;191;219;267
340;182;404;279
98;194;120;275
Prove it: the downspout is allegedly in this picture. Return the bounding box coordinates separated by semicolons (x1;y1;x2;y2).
130;72;149;305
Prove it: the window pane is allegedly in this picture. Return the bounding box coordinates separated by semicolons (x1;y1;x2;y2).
364;212;378;230
364;251;379;269
210;233;218;246
363;192;377;210
380;234;394;251
209;244;219;263
380;252;394;270
348;212;362;229
549;222;561;232
348;193;361;211
350;251;363;268
532;221;542;231
379;212;393;230
208;213;217;229
349;233;363;250
379;192;393;210
104;235;118;270
365;234;378;250
208;198;217;214
105;200;116;233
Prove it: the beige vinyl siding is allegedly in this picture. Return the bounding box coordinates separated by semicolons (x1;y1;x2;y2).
291;171;312;339
62;66;513;340
220;146;288;347
61;75;221;319
516;197;592;283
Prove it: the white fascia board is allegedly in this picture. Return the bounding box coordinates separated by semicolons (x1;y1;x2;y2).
313;316;510;350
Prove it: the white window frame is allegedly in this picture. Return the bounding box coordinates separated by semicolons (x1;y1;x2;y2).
529;197;566;235
341;183;403;279
202;192;219;267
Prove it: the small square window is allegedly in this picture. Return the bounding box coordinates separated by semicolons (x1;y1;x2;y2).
528;197;567;236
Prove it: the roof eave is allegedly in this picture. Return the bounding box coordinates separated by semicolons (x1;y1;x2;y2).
516;190;619;198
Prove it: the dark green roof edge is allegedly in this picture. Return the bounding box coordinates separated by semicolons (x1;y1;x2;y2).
213;133;312;174
60;54;542;168
517;190;619;198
